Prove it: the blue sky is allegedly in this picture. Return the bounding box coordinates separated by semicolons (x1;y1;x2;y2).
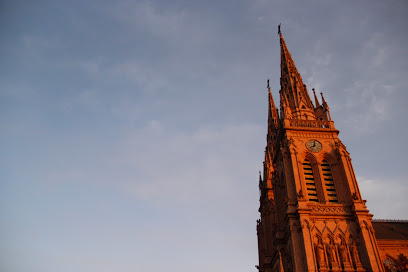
1;1;408;272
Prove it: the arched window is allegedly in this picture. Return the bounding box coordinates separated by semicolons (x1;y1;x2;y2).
302;159;318;202
321;160;338;202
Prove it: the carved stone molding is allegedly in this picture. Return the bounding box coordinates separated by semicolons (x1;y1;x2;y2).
289;119;330;129
310;205;352;214
302;219;310;229
290;132;334;139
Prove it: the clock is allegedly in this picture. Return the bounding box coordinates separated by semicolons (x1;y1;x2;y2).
306;140;322;152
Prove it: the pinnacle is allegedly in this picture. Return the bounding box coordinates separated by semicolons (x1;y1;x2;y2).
313;88;321;107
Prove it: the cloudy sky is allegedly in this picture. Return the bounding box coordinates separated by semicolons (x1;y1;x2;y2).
1;1;407;272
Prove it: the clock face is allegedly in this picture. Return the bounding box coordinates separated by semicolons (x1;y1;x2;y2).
306;140;322;152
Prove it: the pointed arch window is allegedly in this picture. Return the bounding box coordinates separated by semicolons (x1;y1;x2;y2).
321;160;338;202
302;159;318;202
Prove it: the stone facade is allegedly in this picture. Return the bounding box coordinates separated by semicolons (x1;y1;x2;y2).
256;32;408;272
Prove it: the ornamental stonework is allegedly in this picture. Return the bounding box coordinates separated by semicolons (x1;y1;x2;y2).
310;205;352;214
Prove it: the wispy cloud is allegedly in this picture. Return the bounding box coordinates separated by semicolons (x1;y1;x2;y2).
341;32;396;133
358;176;408;220
111;121;264;205
21;34;62;56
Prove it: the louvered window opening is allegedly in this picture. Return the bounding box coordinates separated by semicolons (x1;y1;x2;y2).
321;161;338;202
303;160;318;202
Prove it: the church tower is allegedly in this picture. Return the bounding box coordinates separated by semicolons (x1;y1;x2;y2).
256;30;385;272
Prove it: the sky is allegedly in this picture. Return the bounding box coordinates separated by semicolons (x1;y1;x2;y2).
1;1;408;272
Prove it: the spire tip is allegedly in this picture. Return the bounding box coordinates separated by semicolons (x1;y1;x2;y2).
313;88;320;107
320;92;326;104
278;23;281;34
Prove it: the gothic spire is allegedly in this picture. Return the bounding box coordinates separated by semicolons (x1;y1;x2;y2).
267;79;276;109
320;92;326;105
267;80;279;131
313;88;321;107
320;92;332;121
279;32;315;120
265;80;280;160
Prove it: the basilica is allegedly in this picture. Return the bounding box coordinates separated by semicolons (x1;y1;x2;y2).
256;30;408;272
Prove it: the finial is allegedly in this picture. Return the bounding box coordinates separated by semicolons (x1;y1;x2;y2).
320;92;326;104
320;92;331;120
267;79;270;89
278;23;281;34
313;88;320;107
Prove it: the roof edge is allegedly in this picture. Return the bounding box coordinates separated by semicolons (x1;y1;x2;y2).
372;219;408;223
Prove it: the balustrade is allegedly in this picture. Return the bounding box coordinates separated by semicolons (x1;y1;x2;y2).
288;119;332;129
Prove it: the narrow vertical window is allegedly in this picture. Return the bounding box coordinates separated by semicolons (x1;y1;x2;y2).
321;161;338;202
303;159;318;202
